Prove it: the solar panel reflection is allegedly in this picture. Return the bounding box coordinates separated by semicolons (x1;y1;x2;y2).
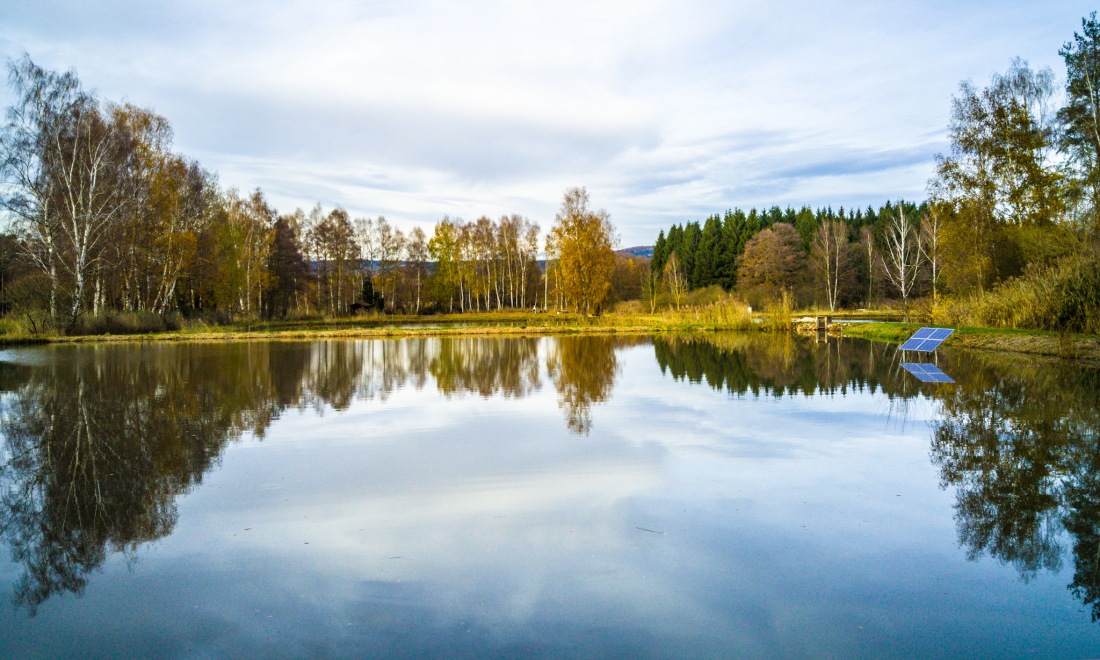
901;362;955;383
899;327;954;352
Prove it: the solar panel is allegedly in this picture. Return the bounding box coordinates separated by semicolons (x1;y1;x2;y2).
899;327;954;352
901;362;955;383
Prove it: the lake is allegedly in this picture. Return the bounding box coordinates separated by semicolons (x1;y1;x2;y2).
0;334;1098;657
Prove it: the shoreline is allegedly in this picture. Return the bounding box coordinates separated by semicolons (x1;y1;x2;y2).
833;320;1100;364
1;313;1098;364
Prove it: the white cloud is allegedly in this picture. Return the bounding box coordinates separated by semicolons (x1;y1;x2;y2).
0;0;1089;244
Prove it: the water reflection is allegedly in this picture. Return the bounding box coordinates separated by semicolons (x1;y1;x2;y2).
0;338;631;612
654;333;1100;620
0;344;273;614
653;332;917;399
928;356;1100;618
431;337;542;398
547;336;634;434
1;334;1099;627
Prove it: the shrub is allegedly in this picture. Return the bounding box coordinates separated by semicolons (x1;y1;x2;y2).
934;251;1100;335
690;296;754;329
682;285;731;308
929;296;973;327
611;300;643;314
648;293;754;329
764;291;792;333
67;311;182;336
1052;255;1100;334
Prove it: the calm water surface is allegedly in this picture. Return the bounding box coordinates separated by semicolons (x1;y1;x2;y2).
0;334;1098;657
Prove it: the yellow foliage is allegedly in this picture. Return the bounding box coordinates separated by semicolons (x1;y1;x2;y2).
546;187;616;315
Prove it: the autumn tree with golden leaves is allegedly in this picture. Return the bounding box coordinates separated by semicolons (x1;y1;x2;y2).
545;187;617;315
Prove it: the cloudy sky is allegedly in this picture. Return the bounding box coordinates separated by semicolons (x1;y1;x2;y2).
0;1;1092;246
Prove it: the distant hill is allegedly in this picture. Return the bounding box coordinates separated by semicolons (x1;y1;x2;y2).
617;245;654;258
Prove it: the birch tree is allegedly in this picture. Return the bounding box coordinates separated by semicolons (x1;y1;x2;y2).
406;226;428;314
307;208;359;315
1;56;133;323
428;217;461;312
520;220;539;309
920;205;945;303
663;252;687;309
879;206;923;315
810;220;852;312
373;217;405;312
859;226;876;305
0;56;76;317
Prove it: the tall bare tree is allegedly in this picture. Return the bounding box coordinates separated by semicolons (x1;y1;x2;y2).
307;208;360;315
920;205;945;303
663;252;687;309
859;226;876;305
406;226;428;314
811;220;852;312
879;206;923;315
520;219;540;309
1;56;134;323
373;217;405;312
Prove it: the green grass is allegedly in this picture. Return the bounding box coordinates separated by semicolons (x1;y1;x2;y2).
0;304;758;345
837;319;1100;362
1;300;1094;362
832;321;919;343
838;320;1080;343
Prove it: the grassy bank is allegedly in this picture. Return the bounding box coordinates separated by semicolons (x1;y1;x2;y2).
836;320;1100;363
0;303;745;345
2;301;1098;364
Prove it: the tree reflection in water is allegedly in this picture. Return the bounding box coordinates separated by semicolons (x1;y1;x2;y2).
0;337;633;612
928;358;1100;616
654;333;1100;621
3;334;1100;620
546;336;640;434
653;332;900;398
430;337;542;398
0;343;290;614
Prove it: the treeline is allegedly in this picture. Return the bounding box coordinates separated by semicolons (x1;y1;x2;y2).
270;209;544;318
284;188;618;318
651;14;1100;332
0;56;627;331
0;54;327;328
650;201;922;311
